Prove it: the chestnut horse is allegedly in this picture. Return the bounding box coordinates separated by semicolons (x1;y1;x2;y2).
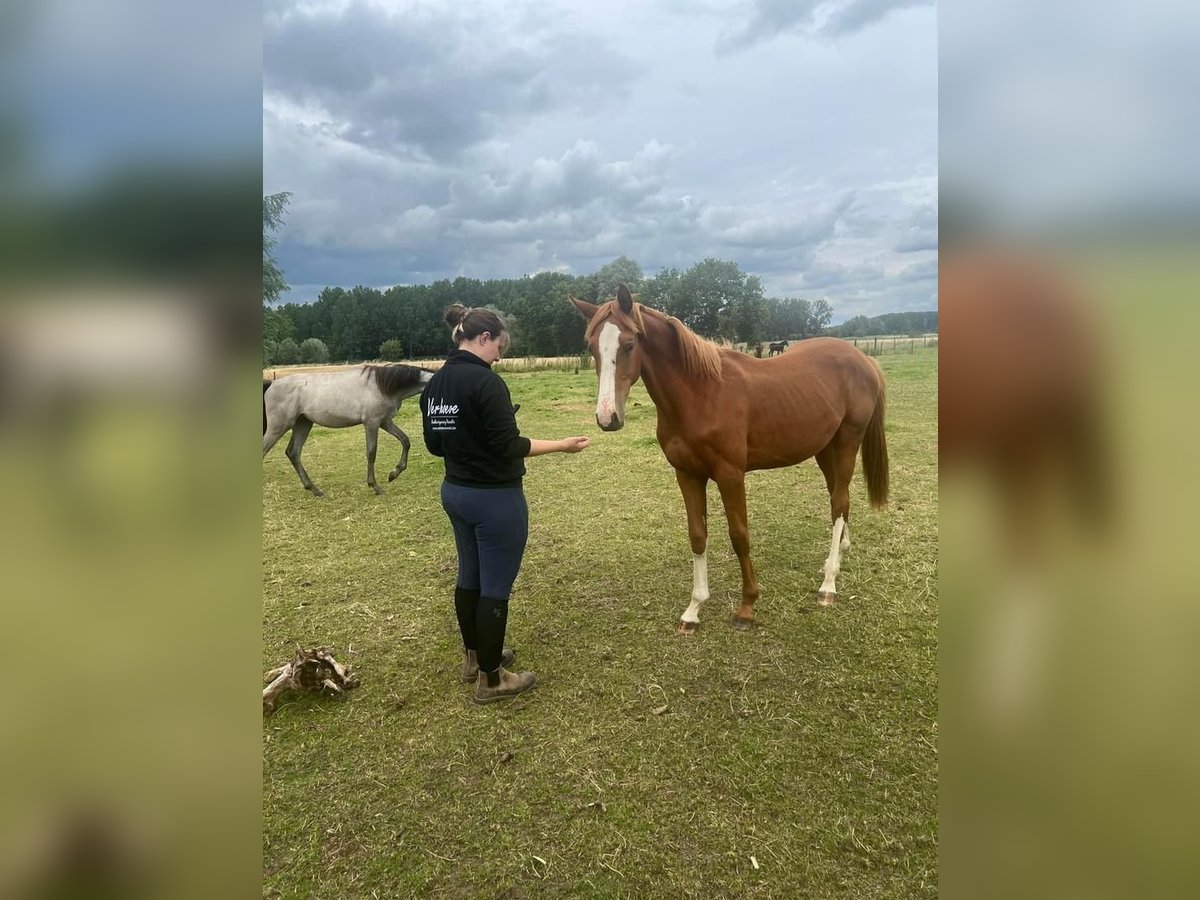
572;285;888;632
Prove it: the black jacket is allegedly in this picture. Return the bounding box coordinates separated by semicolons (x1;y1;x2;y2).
420;350;531;488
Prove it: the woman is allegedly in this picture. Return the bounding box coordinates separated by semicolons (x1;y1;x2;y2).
421;304;590;704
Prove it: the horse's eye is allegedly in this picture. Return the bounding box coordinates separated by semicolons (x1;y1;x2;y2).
624;342;635;353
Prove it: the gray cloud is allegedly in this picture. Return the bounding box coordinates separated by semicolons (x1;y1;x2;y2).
265;2;637;160
716;0;934;53
823;0;932;38
273;136;854;290
893;202;939;252
781;254;936;320
802;259;886;289
266;0;937;318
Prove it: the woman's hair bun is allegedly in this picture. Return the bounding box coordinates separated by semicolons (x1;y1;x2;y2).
443;303;468;328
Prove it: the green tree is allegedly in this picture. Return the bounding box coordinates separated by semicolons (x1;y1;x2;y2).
275;337;300;365
808;298;833;336
593;256;644;301
263;192;291;305
506;271;575;355
263;338;278;366
767;297;810;339
299;337;330;364
379;338;405;360
260;257;861;358
841;315;873;337
727;274;768;343
263;306;295;344
670;258;757;338
641;267;680;311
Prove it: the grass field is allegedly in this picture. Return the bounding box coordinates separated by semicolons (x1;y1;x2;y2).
262;348;938;898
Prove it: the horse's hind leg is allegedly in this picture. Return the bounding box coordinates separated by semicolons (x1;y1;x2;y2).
364;422;383;495
814;439;858;605
381;419;411;481
263;403;290;456
263;423;289;457
814;450;851;574
715;473;761;629
286;416;323;497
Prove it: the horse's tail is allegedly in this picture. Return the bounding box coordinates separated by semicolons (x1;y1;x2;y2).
263;379;272;435
862;359;889;509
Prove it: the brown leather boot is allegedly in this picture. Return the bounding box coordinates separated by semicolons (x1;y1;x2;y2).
473;667;537;704
461;648;514;682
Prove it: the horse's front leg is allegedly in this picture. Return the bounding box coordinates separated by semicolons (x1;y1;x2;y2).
675;470;709;635
285;417;322;497
381;419;411;481
364;423;383;494
716;474;761;629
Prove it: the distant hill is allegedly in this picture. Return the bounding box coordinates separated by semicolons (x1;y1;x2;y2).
826;310;938;338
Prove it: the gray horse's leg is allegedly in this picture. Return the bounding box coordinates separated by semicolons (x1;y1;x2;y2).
263;423;289;456
285;417;323;497
382;419;411;481
365;422;384;494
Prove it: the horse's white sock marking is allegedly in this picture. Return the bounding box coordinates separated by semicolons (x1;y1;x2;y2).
596;322;620;425
819;516;845;596
840;521;851;553
680;552;709;623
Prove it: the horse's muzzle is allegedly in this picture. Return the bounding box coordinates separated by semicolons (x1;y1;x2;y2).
597;415;624;432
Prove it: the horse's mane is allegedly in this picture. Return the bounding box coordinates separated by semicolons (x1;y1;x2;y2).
585;301;723;381
365;364;430;397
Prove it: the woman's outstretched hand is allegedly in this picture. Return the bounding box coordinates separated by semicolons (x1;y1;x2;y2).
527;436;591;457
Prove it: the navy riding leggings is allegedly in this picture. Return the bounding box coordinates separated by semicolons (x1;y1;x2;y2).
440;481;529;601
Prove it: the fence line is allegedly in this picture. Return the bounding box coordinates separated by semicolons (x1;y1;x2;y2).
265;337;937;379
848;335;938;357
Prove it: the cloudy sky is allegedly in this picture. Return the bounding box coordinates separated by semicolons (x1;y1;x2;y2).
264;0;937;321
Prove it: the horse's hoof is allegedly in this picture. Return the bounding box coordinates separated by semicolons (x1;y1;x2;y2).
387;470;399;482
371;485;384;496
730;616;755;631
309;486;324;498
677;620;699;636
817;591;837;607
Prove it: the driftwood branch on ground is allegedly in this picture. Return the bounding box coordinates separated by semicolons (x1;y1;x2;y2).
263;646;359;715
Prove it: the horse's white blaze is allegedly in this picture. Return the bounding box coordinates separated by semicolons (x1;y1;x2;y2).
596;322;621;425
680;552;709;623
819;516;845;596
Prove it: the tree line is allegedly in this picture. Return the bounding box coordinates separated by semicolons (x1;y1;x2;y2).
262;195;936;365
826;310;939;338
263;256;846;365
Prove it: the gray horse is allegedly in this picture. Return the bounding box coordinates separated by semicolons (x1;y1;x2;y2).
263;364;434;496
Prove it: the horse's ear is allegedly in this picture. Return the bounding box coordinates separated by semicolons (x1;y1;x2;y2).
570;295;599;320
617;284;634;313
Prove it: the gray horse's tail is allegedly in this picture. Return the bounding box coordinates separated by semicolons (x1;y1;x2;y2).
263;379;273;435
